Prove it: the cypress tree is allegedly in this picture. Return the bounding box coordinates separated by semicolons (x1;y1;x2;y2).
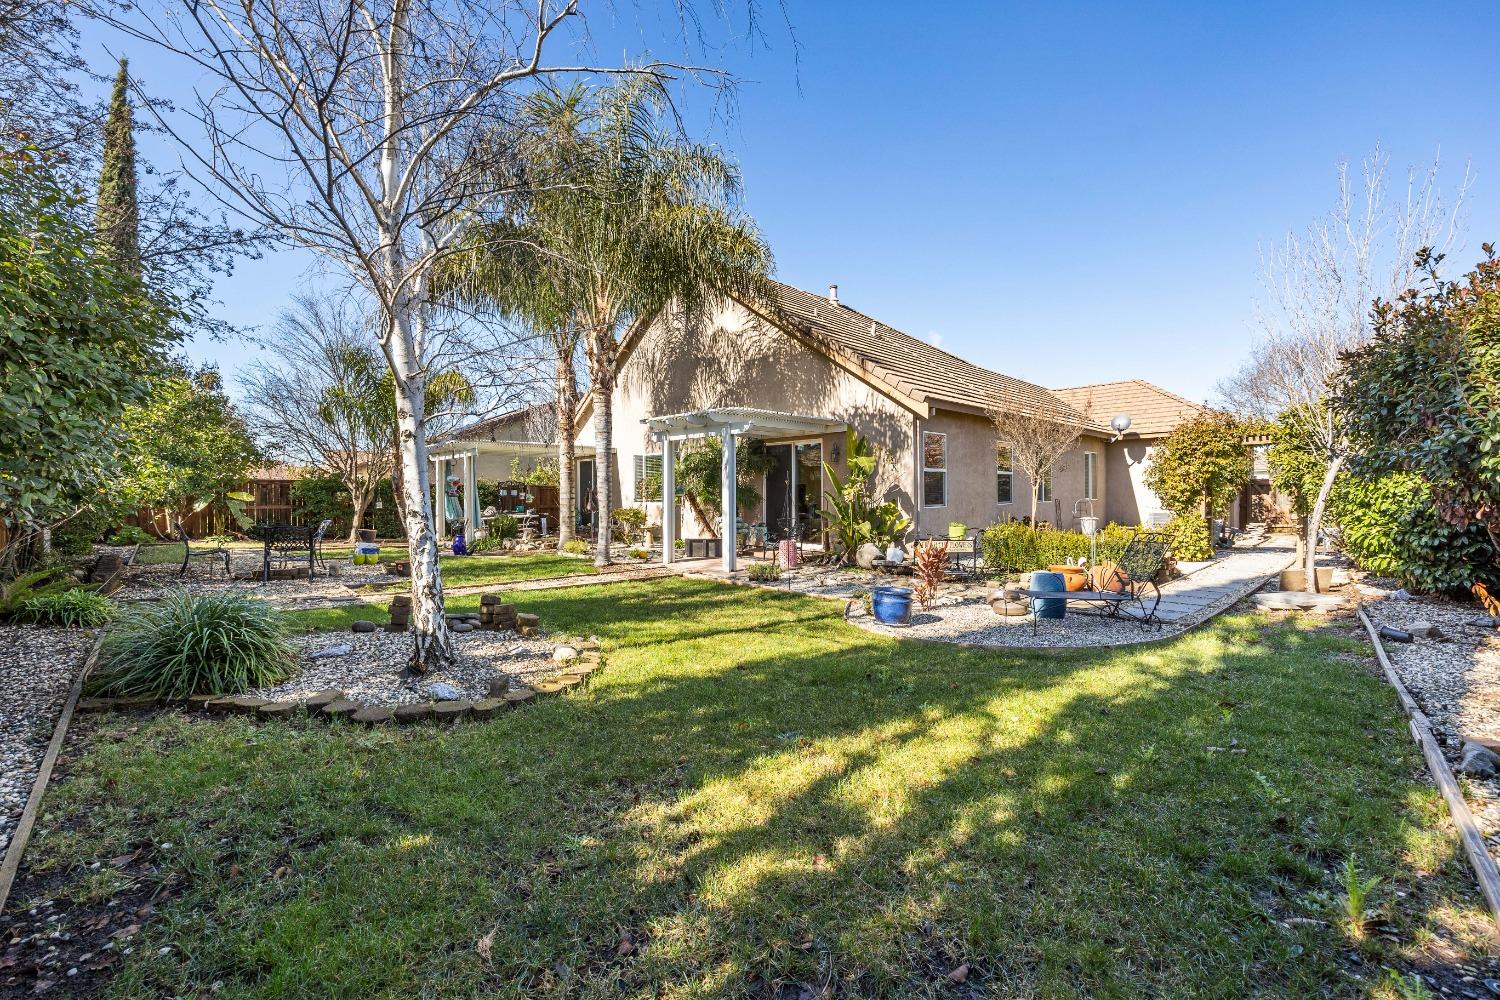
96;58;141;276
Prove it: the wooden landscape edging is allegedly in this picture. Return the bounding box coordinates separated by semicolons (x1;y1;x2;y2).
1356;606;1500;939
0;634;102;917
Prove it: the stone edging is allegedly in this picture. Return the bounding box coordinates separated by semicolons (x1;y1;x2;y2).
0;634;102;916
72;642;605;728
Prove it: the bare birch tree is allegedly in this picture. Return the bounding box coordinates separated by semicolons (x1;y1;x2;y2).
1219;147;1467;592
95;0;744;672
989;397;1093;526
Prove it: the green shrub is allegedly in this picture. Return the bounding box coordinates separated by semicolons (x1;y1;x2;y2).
487;514;519;541
94;590;296;698
15;588;116;628
108;525;150;545
612;506;647;543
1160;515;1212;561
0;569;70;619
562;538;590;555
1332;473;1499;594
979;522;1089;572
627;548;650;560
746;561;781;582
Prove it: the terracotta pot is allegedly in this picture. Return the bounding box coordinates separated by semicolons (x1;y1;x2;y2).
1047;565;1088;592
1090;561;1127;593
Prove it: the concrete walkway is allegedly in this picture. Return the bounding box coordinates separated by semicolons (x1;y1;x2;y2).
1151;537;1297;623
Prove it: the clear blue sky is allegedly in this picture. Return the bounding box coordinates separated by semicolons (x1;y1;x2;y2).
81;2;1500;403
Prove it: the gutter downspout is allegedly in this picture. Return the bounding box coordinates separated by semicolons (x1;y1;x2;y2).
912;413;922;541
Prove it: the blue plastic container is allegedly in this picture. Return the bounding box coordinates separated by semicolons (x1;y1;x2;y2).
871;586;914;626
1030;571;1068;619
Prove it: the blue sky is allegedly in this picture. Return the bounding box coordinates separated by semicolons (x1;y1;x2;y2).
80;2;1500;404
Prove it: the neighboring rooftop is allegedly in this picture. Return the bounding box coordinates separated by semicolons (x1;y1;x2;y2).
443;403;556;444
766;281;1095;424
1050;379;1205;438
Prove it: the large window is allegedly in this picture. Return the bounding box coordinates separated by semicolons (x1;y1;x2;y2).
1083;452;1097;500
632;454;663;502
1036;466;1053;503
922;431;946;507
996;445;1013;504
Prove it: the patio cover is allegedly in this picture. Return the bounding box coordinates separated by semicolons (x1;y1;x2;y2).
644;408;846;572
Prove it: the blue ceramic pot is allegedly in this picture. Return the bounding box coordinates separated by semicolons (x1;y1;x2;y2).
1030;571;1067;619
871;586;914;626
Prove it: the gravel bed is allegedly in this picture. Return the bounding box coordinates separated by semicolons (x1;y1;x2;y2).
253;629;575;707
1361;592;1500;852
0;625;96;856
116;555;392;609
848;596;1192;647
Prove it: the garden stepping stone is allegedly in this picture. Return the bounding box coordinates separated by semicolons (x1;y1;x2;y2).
393;703;434;725
351;706;394;725
503;688;536;707
227;696;269;714
470;698;507;720
256;702;299;719
297;689;345;710
431;701;472;724
532;679;565;696
321;699;361;720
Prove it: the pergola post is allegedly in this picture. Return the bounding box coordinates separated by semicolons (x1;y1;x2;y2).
661;436;676;566
432;457;447;540
720;427;736;573
460;451;475;539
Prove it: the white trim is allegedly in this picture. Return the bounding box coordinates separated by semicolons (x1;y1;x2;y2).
921;430;947;509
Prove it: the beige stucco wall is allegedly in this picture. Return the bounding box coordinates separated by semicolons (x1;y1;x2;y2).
1104;438;1172;527
579;299;920;537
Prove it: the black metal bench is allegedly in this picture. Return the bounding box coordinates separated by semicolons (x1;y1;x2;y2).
174;527;230;578
1015;529;1170;631
255;519;333;582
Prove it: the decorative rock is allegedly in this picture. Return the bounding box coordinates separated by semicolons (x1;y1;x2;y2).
1460;741;1500;778
451;622;475;634
350;621;379;634
428;682;464;701
309;642;356;658
431;701;472;724
1407;620;1441;640
855;542;882;569
552;645;579;663
516;613;540;628
351;706;394;725
393;703;434;725
486;677;512;698
470;698;507;719
320;699;361;720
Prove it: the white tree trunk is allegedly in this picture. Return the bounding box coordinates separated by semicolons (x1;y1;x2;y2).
555;337;578;549
1304;454;1345;594
389;304;451;675
592;374;613;567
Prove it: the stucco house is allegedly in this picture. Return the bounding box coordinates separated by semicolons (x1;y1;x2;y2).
431;281;1213;563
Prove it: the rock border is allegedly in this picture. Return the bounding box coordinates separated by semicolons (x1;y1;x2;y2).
72;641;605;728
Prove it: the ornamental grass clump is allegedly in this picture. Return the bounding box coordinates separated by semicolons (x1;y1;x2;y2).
15;588;117;628
94;590;296;698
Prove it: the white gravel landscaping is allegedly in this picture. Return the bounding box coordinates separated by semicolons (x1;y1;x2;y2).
0;625;96;857
847;596;1188;647
1361;592;1500;858
253;629;578;707
116;554;393;609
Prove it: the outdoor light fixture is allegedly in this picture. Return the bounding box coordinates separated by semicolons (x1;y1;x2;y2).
1109;413;1132;440
830;442;842;463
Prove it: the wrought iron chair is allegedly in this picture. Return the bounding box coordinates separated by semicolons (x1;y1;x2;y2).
174;526;231;578
257;519;333;582
1016;529;1170;631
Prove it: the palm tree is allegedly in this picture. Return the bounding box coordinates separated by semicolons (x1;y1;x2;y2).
442;80;774;565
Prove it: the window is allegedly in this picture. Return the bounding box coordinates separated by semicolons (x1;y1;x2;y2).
996;445;1013;504
922;431;946;507
1036;466;1053;503
632;454;663;502
1083;452;1097;500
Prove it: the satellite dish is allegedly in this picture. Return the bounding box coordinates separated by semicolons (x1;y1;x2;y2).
1110;414;1132;435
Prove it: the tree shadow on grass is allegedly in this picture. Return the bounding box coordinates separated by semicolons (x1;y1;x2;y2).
11;582;1497;999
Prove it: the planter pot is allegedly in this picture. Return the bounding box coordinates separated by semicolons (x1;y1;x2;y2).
357;528;377;543
1046;565;1088;592
1279;567;1334;592
1030;571;1068;619
871;586;914;626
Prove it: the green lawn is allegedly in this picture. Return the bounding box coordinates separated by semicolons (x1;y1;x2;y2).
18;580;1495;997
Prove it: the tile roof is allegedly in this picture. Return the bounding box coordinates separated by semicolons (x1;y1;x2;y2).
765;282;1097;425
1049;380;1205;439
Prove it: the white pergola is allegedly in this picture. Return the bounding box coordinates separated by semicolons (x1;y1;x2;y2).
428;440;594;539
644;407;847;572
